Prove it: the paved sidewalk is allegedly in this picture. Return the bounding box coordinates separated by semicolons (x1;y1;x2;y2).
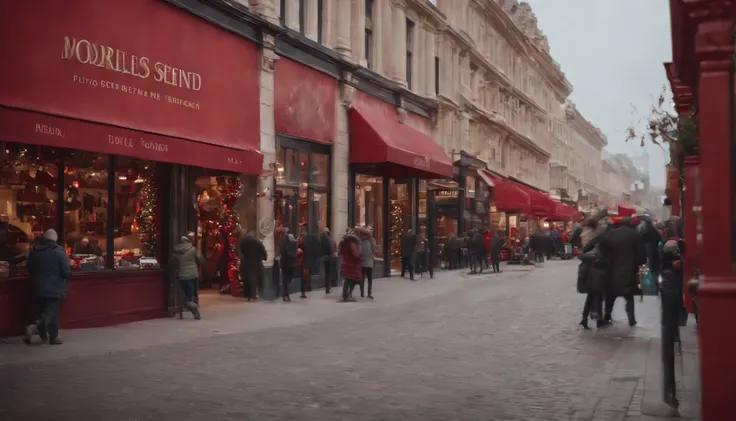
0;260;701;420
0;263;529;365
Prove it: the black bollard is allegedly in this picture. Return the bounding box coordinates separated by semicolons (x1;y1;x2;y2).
660;266;682;409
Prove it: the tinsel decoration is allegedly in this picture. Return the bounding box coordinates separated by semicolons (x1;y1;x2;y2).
390;202;404;261
219;177;243;283
137;173;158;257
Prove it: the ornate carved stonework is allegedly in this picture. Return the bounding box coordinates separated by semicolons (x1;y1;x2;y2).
397;108;407;124
429;109;439;128
261;49;278;72
340;71;356;107
501;1;551;54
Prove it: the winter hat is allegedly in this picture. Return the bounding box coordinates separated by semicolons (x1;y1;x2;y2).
43;229;58;242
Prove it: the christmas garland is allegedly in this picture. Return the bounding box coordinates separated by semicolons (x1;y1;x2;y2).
137;173;158;257
219;177;242;283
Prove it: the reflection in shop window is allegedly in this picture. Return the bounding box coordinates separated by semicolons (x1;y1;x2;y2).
390;179;413;271
310;153;329;186
311;191;328;232
0;143;60;278
64;151;109;272
114;156;158;270
276;147;300;185
354;175;384;259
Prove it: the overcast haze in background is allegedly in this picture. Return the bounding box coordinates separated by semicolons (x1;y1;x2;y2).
523;0;672;187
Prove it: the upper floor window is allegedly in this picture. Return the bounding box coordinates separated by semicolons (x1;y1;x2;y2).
280;0;286;26
406;18;415;90
317;0;324;42
434;57;440;95
365;0;374;69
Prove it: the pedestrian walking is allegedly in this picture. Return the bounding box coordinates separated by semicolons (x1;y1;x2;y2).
280;233;298;301
577;218;608;329
300;230;322;299
172;235;205;320
320;227;337;293
339;229;362;302
529;228;547;265
23;229;70;345
600;217;647;326
238;228;267;301
357;226;377;299
470;229;486;274
489;230;504;273
400;228;418;280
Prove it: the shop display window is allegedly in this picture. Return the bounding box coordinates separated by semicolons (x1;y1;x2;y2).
113;157;158;270
389;179;413;271
354;175;385;258
274;142;331;256
0;142;162;277
63;151;109;272
0;143;60;278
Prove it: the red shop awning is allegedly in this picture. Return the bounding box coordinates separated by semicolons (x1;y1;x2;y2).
509;179;554;217
348;107;453;179
479;170;530;214
549;201;582;221
0;107;263;174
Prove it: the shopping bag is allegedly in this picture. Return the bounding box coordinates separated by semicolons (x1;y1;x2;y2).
640;266;658;296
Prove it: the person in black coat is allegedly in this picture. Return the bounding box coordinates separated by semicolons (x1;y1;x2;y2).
528;229;547;264
23;229;71;345
238;229;267;301
577;224;608;329
300;231;323;298
469;230;486;274
600;217;647;326
319;228;337;292
400;228;418;280
489;231;504;273
280;233;298;301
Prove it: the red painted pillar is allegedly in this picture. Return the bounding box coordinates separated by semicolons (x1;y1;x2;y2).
682;155;700;313
693;11;736;421
665;166;681;217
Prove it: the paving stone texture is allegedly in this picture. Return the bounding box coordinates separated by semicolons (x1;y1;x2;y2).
0;261;700;421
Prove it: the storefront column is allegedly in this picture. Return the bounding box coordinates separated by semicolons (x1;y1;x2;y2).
335;0;352;59
457;164;467;235
390;0;407;87
347;169;356;228
259;34;279;295
250;0;278;24
411;178;419;232
683;155;700;314
334;73;354;237
693;13;736;421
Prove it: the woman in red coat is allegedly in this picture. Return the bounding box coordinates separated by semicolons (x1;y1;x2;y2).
339;229;362;302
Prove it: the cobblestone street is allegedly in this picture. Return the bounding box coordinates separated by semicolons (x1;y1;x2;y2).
0;261;699;421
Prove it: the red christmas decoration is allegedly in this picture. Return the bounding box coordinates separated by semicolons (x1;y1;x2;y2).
218;178;242;283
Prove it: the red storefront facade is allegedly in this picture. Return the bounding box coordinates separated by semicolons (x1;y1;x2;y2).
0;0;262;336
665;2;736;419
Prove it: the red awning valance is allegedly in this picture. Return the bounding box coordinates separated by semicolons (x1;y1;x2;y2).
0;106;263;174
479;170;530;214
348;106;453;179
549;201;582;221
509;179;553;217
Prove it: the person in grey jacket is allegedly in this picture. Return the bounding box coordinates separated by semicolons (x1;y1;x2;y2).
357;226;377;299
23;229;70;345
172;235;205;319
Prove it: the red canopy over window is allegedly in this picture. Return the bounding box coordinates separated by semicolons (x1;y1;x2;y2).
478;170;530;214
509;180;554;217
549;201;582;221
348;106;454;179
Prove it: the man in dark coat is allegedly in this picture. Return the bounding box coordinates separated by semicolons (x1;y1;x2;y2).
238;229;267;301
300;231;323;298
400;228;418;280
470;230;486;274
529;228;547;264
320;228;337;293
24;229;71;345
280;233;298;301
600;217;647;326
339;229;362;302
489;231;504;273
